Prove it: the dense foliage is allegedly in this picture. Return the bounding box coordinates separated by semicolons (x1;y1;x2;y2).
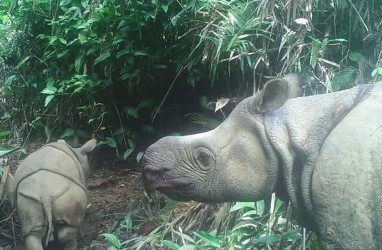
1;0;382;152
1;0;382;249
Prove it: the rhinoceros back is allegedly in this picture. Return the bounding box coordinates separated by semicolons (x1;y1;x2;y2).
14;141;87;194
14;141;88;245
311;83;382;249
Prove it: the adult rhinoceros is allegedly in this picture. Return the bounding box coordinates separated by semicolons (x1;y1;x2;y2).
141;74;382;249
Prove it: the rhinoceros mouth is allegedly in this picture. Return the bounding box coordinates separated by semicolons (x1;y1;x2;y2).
144;180;194;200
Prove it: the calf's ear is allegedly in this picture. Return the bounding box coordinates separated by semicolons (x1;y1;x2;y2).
80;139;97;154
253;78;289;113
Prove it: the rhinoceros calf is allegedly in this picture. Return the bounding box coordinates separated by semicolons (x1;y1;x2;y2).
8;139;96;250
142;75;382;249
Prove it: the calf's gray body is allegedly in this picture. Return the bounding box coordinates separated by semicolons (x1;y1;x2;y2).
142;75;382;249
9;139;96;250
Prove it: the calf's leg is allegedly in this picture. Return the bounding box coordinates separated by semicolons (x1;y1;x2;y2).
56;226;78;250
24;232;44;250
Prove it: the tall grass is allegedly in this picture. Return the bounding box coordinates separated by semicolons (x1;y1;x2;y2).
175;0;382;91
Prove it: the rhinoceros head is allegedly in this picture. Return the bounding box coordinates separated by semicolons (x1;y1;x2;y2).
142;74;301;202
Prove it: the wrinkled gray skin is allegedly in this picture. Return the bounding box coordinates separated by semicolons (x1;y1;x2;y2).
8;139;97;250
142;74;382;249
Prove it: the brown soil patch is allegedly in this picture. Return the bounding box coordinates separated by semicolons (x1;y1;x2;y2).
80;167;143;249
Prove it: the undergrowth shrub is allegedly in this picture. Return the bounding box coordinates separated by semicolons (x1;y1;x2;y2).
1;0;187;156
1;0;381;152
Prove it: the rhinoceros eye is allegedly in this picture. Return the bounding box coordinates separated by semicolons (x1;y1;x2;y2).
195;147;215;169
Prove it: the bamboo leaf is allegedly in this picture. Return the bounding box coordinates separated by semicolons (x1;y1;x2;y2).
194;231;220;247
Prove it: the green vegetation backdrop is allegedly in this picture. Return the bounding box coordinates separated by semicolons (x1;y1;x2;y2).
1;0;381;155
0;0;381;249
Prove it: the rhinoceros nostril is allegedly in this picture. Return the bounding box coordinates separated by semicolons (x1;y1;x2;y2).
161;166;170;172
143;165;169;180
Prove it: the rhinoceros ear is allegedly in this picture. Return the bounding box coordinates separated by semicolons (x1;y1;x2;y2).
282;73;302;99
253;78;289;113
80;139;97;154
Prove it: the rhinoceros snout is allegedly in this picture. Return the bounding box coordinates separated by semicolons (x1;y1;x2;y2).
141;149;165;178
141;146;177;198
142;163;170;180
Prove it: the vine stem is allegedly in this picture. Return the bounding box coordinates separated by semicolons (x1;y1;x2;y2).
151;66;186;123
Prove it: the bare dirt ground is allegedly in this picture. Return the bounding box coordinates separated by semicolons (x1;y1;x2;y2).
80;165;144;249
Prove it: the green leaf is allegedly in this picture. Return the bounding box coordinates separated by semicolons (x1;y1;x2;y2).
44;95;55;107
310;39;321;69
126;107;139;119
273;198;284;214
187;75;195;88
116;50;130;59
126;55;135;65
106;137;117;148
123;148;134;160
112;128;125;136
349;52;364;62
98;137;117;148
117;20;127;29
371;67;382;77
41;79;57;95
327;38;348;43
61;128;75;138
75;54;84;73
60;0;72;6
121;213;133;229
136;151;145;163
179;245;196;250
171;15;180;26
194;231;220;247
59;38;67;45
101;233;121;249
282;229;301;241
48;36;58;45
0;148;17;157
162;240;180;250
255;199;265;216
161;4;169;12
173;231;195;244
4;75;16;86
153;64;167;69
37;34;47;39
331;68;356;91
140;125;155;132
229;202;255;212
78;31;87;42
138;99;153;108
242;210;260;217
199;96;209;109
254;234;282;245
107;246;118;250
94;51;111;65
132;50;148;56
15;56;31;69
232;219;257;231
0;131;12;139
44;126;51;139
112;38;124;46
127;139;136;149
57;50;69;58
72;86;84;94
